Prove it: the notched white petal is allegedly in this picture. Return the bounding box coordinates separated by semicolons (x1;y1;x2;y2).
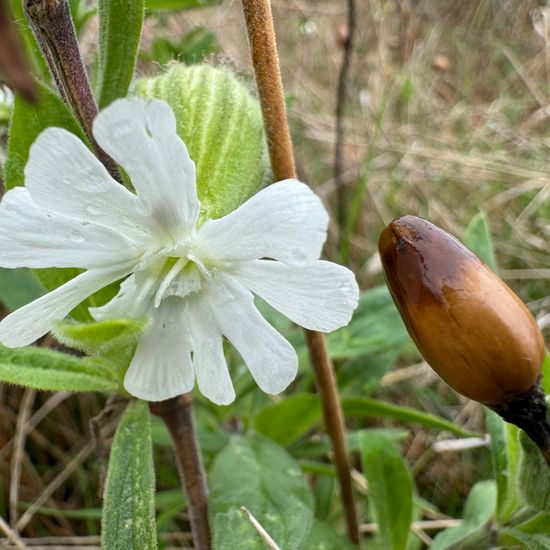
195;180;329;264
25;127;153;244
187;296;235;405
92;97;199;234
124;298;195;401
206;275;298;395
0;264;133;347
0;188;142;269
232;260;359;332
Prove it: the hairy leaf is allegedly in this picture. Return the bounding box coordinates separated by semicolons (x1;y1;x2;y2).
102;400;157;549
0;345;118;392
97;0;145;108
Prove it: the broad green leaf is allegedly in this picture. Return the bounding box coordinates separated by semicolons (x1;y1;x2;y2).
485;409;522;522
0;345;118;392
5;81;87;189
342;397;478;437
210;433;314;550
359;431;414;550
0;268;44;311
463;212;498;271
301;519;356;550
102;400;157;549
253;394;321;446
145;0;222;10
97;0;145;108
430;480;496;550
519;432;550;512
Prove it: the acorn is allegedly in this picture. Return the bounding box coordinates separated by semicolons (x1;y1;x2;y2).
379;215;550;464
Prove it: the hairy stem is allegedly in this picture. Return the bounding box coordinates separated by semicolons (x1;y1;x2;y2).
149;394;211;550
240;0;360;544
23;0;120;180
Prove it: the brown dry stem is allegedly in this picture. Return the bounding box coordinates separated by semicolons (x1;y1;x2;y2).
240;0;360;544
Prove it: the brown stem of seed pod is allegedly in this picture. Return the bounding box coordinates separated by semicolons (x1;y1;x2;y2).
492;383;550;467
23;0;120;181
240;0;360;544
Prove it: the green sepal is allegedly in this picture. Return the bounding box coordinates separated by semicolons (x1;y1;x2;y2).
134;63;268;218
54;319;147;381
0;345;119;392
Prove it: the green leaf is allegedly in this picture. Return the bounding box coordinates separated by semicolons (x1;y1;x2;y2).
499;528;550;550
5;81;87;189
97;0;145;108
463;212;498;271
515;512;550;535
253;394;321;446
519;431;550;512
541;353;550;395
145;0;222;10
0;268;44;311
485;409;522;522
342;397;478;437
359;431;415;550
102;400;157;549
0;345;119;392
301;519;356;550
210;433;314;550
328;286;417;394
430;480;496;550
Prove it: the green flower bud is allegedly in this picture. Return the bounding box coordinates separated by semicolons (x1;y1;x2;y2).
134;63;268;218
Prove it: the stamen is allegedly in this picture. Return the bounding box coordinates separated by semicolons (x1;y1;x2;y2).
154;257;187;307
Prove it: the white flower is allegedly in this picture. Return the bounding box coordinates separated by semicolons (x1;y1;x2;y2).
0;97;359;404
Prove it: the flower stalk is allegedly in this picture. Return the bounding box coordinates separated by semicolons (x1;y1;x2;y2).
240;0;360;544
149;394;211;550
23;0;119;180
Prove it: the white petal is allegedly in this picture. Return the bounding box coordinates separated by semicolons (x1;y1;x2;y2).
124;298;195;401
90;274;153;321
232;260;359;332
186;296;235;405
195;180;328;264
206;275;298;395
25;127;154;243
0;264;133;347
92;98;199;233
0;188;142;269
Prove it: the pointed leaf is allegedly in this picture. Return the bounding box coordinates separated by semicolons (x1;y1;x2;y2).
463;212;498;271
359;431;415;550
102;400;157;549
519;431;550;512
343;397;478;437
97;0;145;108
0;345;118;392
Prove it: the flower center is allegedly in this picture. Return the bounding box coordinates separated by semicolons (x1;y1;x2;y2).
135;241;214;309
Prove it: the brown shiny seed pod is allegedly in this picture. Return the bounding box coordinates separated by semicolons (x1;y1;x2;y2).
378;215;545;408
